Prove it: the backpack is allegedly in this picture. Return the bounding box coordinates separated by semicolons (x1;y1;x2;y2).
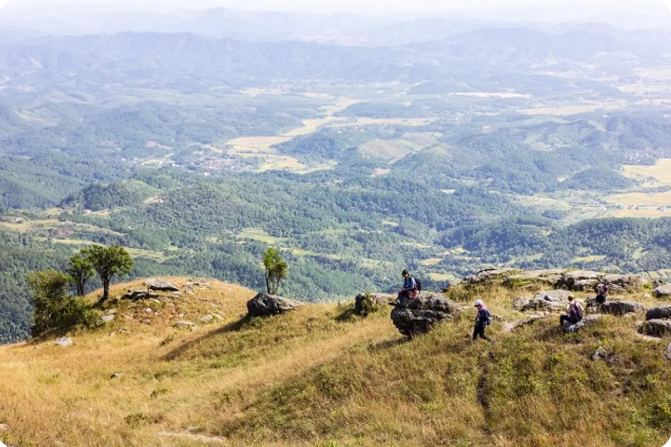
414;277;422;293
569;303;583;321
481;308;492;327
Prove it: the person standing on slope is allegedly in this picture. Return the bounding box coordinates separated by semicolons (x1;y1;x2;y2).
473;300;493;343
560;296;583;327
398;269;418;300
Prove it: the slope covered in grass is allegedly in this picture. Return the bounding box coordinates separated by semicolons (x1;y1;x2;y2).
0;278;670;447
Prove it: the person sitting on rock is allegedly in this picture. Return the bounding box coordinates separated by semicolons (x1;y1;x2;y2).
473;300;493;343
560;296;584;327
397;269;418;300
595;283;609;305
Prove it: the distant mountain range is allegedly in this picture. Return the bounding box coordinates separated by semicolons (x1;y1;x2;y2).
1;0;670;45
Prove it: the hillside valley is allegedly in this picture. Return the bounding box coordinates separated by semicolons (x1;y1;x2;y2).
1;272;671;447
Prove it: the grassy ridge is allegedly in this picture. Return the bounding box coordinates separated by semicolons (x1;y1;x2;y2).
0;279;670;446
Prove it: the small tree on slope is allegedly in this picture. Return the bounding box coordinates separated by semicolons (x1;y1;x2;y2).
66;254;95;297
83;244;134;303
263;247;288;295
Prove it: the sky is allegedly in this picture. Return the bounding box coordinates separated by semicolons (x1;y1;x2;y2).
0;0;670;13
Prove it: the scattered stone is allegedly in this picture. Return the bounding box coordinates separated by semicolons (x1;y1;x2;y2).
640;319;671;338
145;308;154;314
145;279;180;292
391;292;463;338
174;321;198;330
120;327;130;332
178;313;185;318
101;314;116;323
655;284;671;298
512;297;530;311
591;346;609;362
106;309;118;314
123;289;160;300
171;292;182;298
211;313;224;320
199;314;214;324
563;315;602;333
644;293;652;299
186;426;200;432
247;293;303;317
55;337;73;347
0;423;8;431
141;319;151;325
110;373;124;379
151;299;161;304
665;343;671;362
535;290;573;302
646;305;671;321
354;293;394;315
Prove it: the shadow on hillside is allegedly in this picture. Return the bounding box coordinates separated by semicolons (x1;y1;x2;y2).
163;315;254;361
368;337;409;352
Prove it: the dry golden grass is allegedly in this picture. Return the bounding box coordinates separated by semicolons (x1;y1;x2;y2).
605;191;671;207
622;159;671;186
1;278;671;447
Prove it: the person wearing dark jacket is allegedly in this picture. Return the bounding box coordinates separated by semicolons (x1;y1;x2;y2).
595;283;609;305
473;300;493;343
398;269;418;300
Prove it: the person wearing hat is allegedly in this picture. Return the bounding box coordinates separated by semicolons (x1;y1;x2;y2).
397;269;418;301
473;300;493;343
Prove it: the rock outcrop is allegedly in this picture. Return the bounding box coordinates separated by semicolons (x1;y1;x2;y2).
391;292;463;338
247;293;303;317
563;315;602;333
521;290;573;313
646;305;671;321
602;274;645;292
145;279;180;292
504;269;565;287
464;268;516;284
640;320;671;338
557;271;602;290
593;300;647;316
354;293;394;316
655;284;671;298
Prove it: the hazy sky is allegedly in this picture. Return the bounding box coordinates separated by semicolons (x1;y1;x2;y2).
1;0;670;13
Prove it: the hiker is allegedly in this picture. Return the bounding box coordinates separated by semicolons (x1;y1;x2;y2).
473;300;493;343
595;283;609;305
397;269;418;300
560;296;584;327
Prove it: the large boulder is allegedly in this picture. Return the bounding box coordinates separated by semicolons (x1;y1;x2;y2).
354;293;394;316
247;293;303;317
646;305;671;321
654;284;671;298
145;279;179;292
558;271;603;290
463;268;516;284
597;301;647;316
572;279;599;291
563;315;602;333
123;289;159;300
391;292;463;338
640;319;671;338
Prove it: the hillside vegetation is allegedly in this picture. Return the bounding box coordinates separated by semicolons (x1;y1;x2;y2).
1;277;670;447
